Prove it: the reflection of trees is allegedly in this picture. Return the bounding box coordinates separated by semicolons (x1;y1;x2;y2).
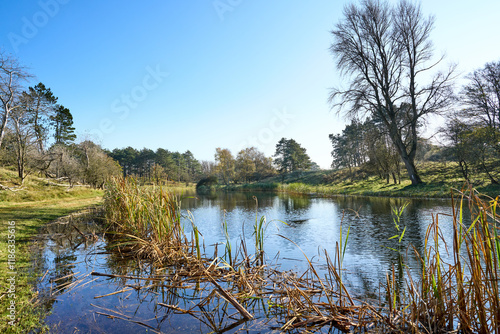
277;193;311;213
50;253;77;292
31;219;102;316
332;196;456;287
177;191;462;309
181;191;278;212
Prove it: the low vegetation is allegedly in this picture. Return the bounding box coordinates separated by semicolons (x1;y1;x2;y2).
0;167;103;202
0;168;103;333
103;177;191;263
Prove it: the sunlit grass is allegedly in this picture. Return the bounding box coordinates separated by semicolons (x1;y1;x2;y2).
231;161;500;198
0;195;102;333
0;167;103;202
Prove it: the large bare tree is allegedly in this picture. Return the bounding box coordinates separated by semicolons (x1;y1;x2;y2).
329;0;455;185
0;51;31;150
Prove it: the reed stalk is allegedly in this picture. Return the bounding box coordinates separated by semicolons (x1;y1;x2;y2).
103;176;190;263
252;196;266;266
221;209;234;269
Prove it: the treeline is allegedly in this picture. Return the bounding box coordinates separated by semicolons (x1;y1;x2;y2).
212;147;275;185
0;51;122;188
442;61;500;184
329;117;441;184
330;60;500;185
107;147;202;183
208;139;315;185
109;138;316;186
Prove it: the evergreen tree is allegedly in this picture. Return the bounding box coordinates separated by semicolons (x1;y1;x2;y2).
51;105;76;145
24;82;58;152
274;138;311;174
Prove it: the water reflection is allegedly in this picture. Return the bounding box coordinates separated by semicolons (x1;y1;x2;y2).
30;192;468;332
180;192;466;296
30;214;282;333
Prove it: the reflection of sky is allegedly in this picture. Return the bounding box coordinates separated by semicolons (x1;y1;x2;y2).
181;193;468;293
34;223;230;333
32;194;473;332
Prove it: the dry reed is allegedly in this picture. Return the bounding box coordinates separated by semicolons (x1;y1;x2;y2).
101;177;500;333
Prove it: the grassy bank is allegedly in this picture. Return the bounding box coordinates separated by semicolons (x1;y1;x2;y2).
0;168;103;333
233;162;500;198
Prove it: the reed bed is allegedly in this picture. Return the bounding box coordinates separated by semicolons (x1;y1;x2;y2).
101;177;500;333
386;186;500;334
103;177;196;264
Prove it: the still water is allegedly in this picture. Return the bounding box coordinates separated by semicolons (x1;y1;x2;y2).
181;192;460;293
32;191;462;333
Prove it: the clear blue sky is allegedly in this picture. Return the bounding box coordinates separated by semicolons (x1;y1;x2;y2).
1;0;499;168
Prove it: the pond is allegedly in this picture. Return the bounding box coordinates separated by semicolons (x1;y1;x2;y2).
31;191;465;333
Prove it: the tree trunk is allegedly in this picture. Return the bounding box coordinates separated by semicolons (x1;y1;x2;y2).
0;105;10;149
388;122;423;185
481;160;499;185
458;160;469;182
401;156;422;185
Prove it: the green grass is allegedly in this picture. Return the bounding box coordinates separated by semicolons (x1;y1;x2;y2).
0;167;103;202
0;167;103;333
233;162;500;198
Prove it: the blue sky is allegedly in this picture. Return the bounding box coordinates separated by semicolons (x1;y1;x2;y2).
1;0;499;168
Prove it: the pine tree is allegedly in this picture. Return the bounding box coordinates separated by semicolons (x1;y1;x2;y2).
51;105;76;145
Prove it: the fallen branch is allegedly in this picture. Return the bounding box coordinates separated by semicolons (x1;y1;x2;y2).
204;270;254;320
158;303;196;315
91;271;165;281
94;287;134;299
0;183;24;192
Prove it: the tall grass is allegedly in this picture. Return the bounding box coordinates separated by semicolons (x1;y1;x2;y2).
252;196;267;266
103;177;194;263
380;186;500;333
221;209;234;269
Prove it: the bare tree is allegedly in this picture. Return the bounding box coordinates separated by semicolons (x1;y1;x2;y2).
0;51;31;150
201;160;216;177
461;61;500;130
10;94;40;184
329;0;455;185
48;144;82;186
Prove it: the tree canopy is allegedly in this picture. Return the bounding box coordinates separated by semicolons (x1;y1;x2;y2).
274;138;311;174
